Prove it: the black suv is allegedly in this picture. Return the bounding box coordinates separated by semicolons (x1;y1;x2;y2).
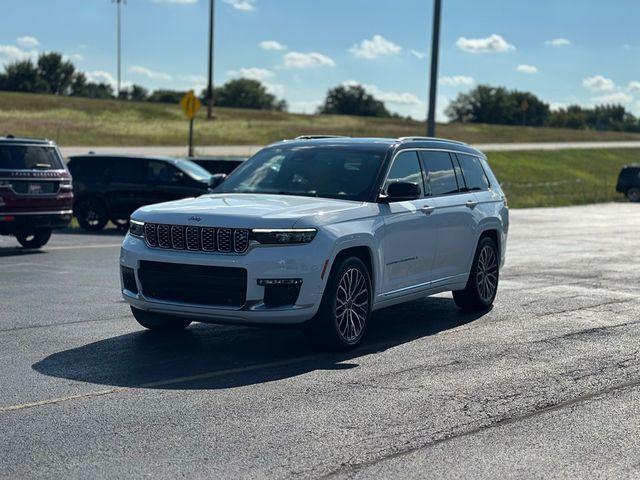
67;154;212;231
0;136;73;248
187;157;245;176
616;165;640;202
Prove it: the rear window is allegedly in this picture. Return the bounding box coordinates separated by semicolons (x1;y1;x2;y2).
68;157;110;179
0;145;64;171
457;154;490;191
420;151;459;196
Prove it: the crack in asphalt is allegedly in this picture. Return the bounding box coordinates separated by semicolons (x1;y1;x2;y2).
0;315;132;334
320;375;640;479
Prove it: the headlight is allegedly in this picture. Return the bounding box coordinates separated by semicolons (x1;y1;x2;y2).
251;228;317;245
129;219;145;238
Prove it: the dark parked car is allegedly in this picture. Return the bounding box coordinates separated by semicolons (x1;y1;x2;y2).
187;157;246;175
616;165;640;202
0;136;73;248
67;154;212;231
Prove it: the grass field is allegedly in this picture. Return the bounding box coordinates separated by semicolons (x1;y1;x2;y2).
2;91;640;146
487;149;637;208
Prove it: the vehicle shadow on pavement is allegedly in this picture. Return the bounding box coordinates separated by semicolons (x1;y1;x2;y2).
33;296;487;390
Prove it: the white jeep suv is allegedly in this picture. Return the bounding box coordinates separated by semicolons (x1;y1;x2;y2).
120;136;509;349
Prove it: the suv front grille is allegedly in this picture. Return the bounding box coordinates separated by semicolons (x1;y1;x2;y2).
143;223;250;254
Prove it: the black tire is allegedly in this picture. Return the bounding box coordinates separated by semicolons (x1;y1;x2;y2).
16;229;52;249
306;256;372;351
131;307;192;331
626;187;640;202
75;197;109;231
111;218;130;230
453;236;499;311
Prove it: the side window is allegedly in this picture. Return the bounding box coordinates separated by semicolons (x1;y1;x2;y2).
148;160;184;184
384;151;424;196
420;151;459;196
109;158;147;183
68;158;109;180
457;154;490;191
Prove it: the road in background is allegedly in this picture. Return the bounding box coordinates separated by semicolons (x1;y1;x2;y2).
1;203;639;478
59;141;640;159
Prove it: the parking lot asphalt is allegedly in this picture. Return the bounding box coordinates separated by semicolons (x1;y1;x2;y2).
1;202;639;479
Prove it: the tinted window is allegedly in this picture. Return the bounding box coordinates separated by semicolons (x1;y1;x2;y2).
148;160;183;184
385;151;424;195
420;151;459;196
68;157;109;179
0;145;64;170
220;147;384;201
457;154;490;191
109;158;147;183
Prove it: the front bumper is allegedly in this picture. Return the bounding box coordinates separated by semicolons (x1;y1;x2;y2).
119;233;332;325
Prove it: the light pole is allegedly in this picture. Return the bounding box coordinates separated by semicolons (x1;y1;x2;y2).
426;0;442;137
113;0;125;99
206;0;215;119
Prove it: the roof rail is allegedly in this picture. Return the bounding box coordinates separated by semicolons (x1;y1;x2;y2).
294;135;348;140
398;136;467;146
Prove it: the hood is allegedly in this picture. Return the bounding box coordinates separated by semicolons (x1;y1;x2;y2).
132;193;374;228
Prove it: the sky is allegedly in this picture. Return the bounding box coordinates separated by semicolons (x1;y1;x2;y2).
1;0;640;121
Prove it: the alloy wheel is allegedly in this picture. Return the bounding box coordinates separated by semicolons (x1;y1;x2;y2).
335;267;369;343
476;244;498;303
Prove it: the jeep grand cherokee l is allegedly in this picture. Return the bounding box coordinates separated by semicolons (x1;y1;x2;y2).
120;137;509;349
0;136;73;248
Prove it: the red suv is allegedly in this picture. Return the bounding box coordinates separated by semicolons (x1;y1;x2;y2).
0;136;73;248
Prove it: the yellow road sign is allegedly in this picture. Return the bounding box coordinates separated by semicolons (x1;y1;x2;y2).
180;90;202;119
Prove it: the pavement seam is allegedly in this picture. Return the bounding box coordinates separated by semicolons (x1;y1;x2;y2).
0;388;121;413
320;376;640;478
0;315;133;334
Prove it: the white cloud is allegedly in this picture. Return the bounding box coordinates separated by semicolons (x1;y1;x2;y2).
455;34;515;54
264;83;284;96
150;0;197;3
517;64;538;74
592;92;632;105
440;75;474;86
0;45;37;63
179;74;207;84
545;38;571;47
260;40;286;51
222;0;255;11
129;65;172;81
583;75;615;92
410;49;426;59
289;100;322;114
86;71;131;90
16;36;39;48
284;51;335;69
628;81;640;92
549;102;567;111
64;53;84;62
350;34;401;59
227;67;274;82
344;80;423;106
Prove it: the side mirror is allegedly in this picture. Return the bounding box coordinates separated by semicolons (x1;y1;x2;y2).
208;173;227;192
382;181;422;202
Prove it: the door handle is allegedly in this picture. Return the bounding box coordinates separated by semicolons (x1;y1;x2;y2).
421;205;435;215
465;200;478;209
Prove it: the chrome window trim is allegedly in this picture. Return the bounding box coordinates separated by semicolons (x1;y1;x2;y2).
378;147;491;201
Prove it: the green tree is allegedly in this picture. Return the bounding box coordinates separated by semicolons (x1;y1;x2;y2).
209;78;287;111
1;60;45;92
37;52;75;95
445;85;550;126
148;89;186;104
83;82;115;99
128;84;149;102
318;84;391;117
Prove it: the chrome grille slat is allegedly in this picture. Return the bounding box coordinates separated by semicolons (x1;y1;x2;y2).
143;223;249;254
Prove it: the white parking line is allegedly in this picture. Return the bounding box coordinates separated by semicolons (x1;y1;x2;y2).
44;244;122;251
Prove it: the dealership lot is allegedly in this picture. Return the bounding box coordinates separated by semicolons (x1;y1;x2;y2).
1;203;639;478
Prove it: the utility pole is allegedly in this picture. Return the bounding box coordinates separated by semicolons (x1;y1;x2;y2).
113;0;125;99
206;0;215;119
426;0;442;137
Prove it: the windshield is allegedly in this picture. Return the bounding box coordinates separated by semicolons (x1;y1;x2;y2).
175;159;212;182
0;145;65;170
218;146;385;201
